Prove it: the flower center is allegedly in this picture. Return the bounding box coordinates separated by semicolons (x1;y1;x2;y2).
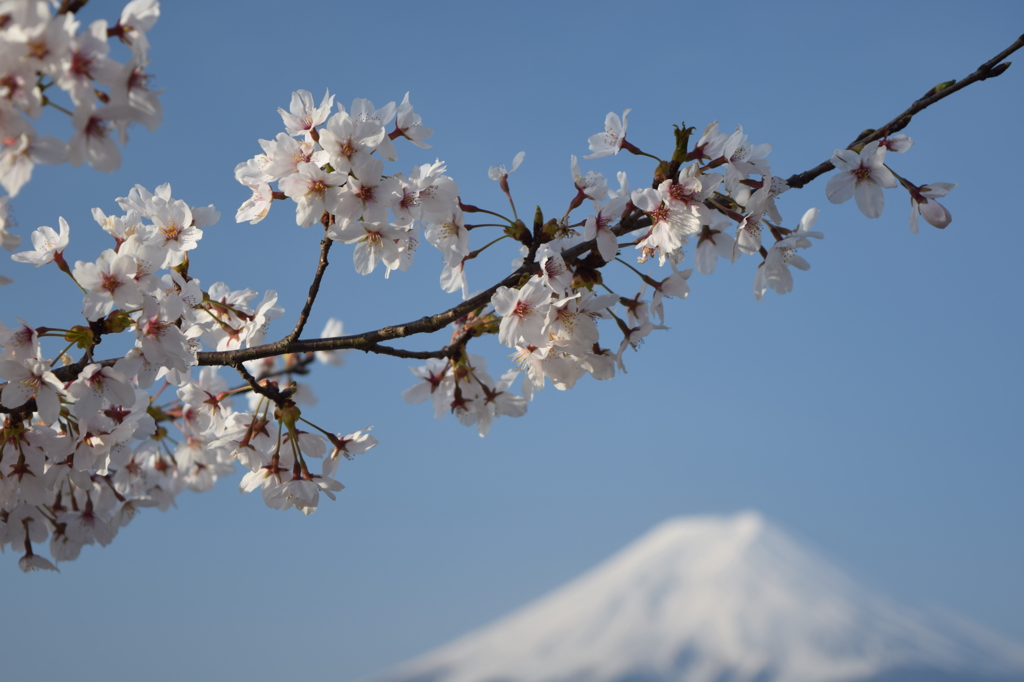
144;317;170;339
364;231;383;252
308;180;327;198
649;204;670;225
512;300;533;319
355;184;375;203
128;68;150;93
84;116;109;139
27;39;48;60
338;138;358;159
668;183;697;205
161;222;183;242
100;272;123;294
70;49;94;79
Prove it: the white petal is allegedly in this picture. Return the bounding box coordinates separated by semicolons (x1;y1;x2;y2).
854;182;885;219
825;173;855;205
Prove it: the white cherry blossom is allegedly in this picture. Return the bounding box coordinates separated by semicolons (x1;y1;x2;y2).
393;92;433;149
318;106;385;174
328;219;407;275
279;161;345;227
0;357;64;424
585;109;630;159
424;208;468;267
492;277;553;347
826;141;897;219
67;103;122;172
908;182;955;233
488;151;525;182
278;88;334;141
11;216;69;266
571;155;608;202
0;130;66;196
753;208;823;301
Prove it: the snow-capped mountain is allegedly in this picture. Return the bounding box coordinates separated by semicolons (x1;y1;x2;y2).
371;512;1024;682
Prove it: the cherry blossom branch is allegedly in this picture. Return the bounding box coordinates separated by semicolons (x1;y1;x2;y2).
13;36;1018;414
4;213;638;394
785;34;1024;190
196;268;524;366
22;41;1002;399
197;209;649;368
362;318;480;361
5;14;1022;569
221;210;652;367
284;230;333;344
5;246;518;396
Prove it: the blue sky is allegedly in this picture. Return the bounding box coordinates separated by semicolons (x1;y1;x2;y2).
1;1;1022;680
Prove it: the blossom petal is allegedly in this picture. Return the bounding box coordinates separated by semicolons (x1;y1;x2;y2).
920;199;952;229
825;173;855;205
854;182;885;219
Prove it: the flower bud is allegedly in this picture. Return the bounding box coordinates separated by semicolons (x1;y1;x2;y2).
671;124;694;166
986;62;1011;78
65;326;95;350
104;310;134;334
540;219;561;242
505;219;530;244
924;79;957;98
474;313;501;336
276;400;301;429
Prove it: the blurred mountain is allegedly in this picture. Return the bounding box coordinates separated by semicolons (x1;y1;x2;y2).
370;512;1024;682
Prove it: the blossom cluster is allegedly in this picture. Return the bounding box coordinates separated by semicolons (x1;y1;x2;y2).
404;119;814;415
0;180;376;571
0;0;161;185
234;90;443;277
233;89;538;436
396;113;954;426
0;0;163;285
0;74;960;570
234;90;958;465
824;136;955;232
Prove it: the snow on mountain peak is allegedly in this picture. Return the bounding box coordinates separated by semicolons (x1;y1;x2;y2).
371;512;1024;682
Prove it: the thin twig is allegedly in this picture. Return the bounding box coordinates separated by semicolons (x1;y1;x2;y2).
785;34;1023;190
361;343;449;360
230;360;288;404
56;0;88;15
252;354;317;380
285;235;333;344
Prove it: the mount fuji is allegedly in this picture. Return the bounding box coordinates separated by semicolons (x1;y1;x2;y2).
369;512;1024;682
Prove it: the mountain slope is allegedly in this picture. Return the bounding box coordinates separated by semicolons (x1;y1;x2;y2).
371;512;1024;682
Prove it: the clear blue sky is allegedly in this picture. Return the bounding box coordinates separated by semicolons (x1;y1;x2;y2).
1;1;1021;680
